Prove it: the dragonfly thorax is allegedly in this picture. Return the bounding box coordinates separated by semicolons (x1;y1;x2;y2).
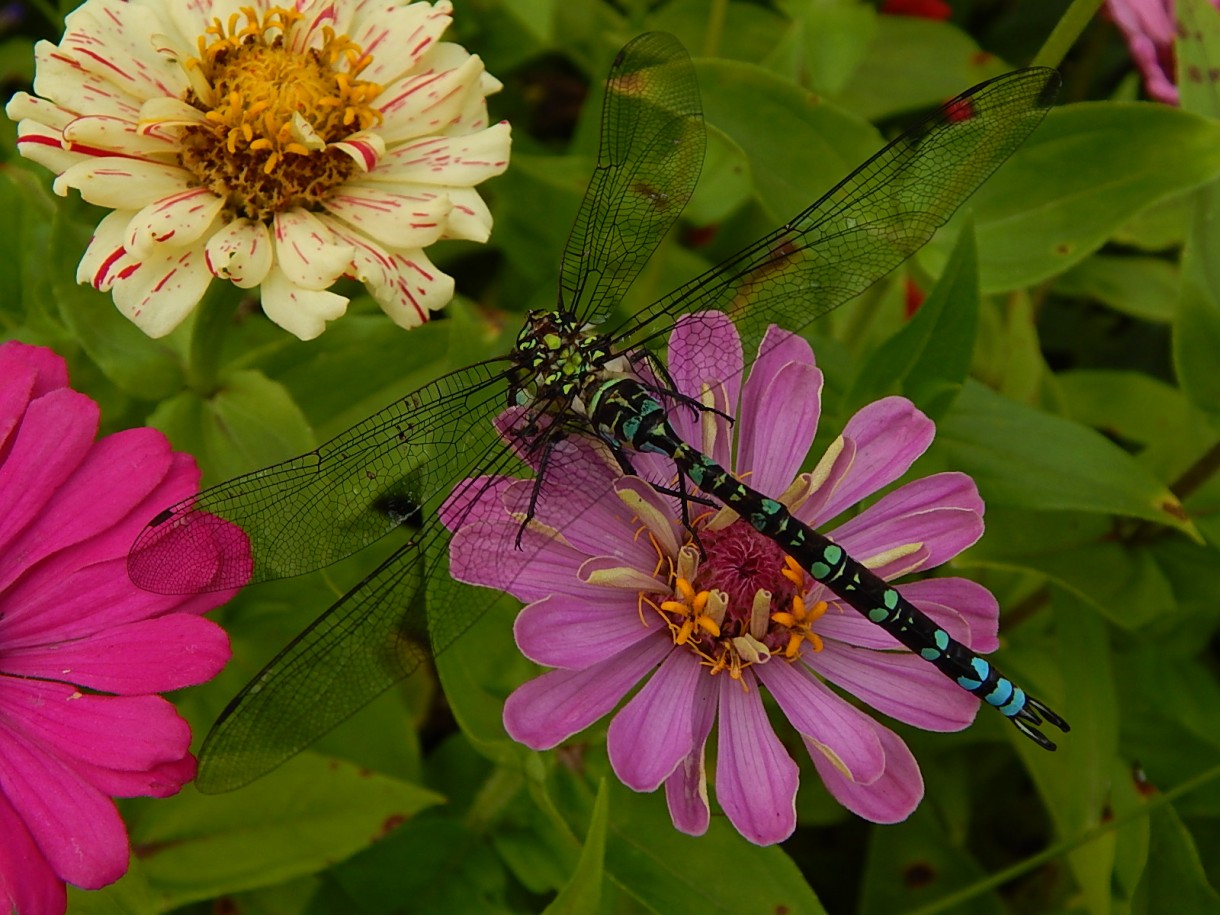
511;310;615;410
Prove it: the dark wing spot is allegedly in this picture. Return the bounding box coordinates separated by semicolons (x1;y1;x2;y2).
372;494;423;530
149;507;175;527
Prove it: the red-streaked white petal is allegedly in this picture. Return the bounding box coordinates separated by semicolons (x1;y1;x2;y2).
9;118;85;175
109;243;214;338
377;53;486;143
374;121;511;186
272;208;354;290
77;209;137;292
53;157;192;208
353;0;454;87
331;129;386;173
63;114;177;160
58;0;187;102
205;218;274;288
31;41;143;121
259;265;349;340
442;186;493;241
322;183;450;250
125;188;225;258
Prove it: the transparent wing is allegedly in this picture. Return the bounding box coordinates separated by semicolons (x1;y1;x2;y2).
128;360;512;593
616;67;1061;357
562;31;705;325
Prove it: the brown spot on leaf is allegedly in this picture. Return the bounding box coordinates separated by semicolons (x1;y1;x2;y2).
903;861;937;889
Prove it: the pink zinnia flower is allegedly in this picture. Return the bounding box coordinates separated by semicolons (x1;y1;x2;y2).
0;342;235;915
1106;0;1217;104
441;313;997;845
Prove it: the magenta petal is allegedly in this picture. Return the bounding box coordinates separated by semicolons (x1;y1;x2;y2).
608;650;703;790
0;341;68;399
901;577;999;652
2;615;231;693
450;518;589;601
809;397;934;525
0;718;129;888
513;593;658;669
439;475;514;531
664;673;717;837
756;659;885;783
808;719;923;824
808;644;978;731
503;633;672;748
736;361;823;497
0;789;66;915
714;672;799;845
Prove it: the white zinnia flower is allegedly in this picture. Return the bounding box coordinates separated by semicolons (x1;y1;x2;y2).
6;0;511;340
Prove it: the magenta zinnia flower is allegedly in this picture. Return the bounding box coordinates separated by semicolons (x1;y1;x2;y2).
0;342;234;915
442;312;999;845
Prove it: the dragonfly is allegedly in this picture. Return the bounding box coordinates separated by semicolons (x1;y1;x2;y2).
130;32;1066;793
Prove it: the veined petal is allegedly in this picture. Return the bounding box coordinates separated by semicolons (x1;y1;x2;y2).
756;658;886;784
808;643;979;731
503;634;672;749
667;312;742;469
53;157;192;208
714;672;799;845
0;792;65;915
808;397;936;525
808;720;923;824
205;218;274;288
514;593;658;669
736;360;823;498
608;651;705;791
259;266;348;341
125;187;225;258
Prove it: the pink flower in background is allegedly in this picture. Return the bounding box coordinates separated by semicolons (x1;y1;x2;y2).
1106;0;1220;103
442;313;997;844
5;0;511;340
0;342;235;915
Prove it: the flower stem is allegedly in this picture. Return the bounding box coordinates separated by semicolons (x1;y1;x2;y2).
186;282;243;395
1031;0;1105;69
1170;439;1220;503
702;0;728;58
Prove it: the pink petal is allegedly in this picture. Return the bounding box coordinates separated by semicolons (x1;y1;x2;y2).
608;651;704;790
503;634;672;748
736;360;823;497
663;673;717;836
450;518;599;603
0;715;129;888
807;644;979;731
808;719;923;824
807;397;935;525
2;615;230;693
513;593;659;669
0;340;68;398
0;791;65;915
714;672;799;845
439;475;514;531
756;659;885;784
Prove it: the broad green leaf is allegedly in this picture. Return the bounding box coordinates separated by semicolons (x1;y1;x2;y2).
131;754;443;909
939;381;1196;535
1177;0;1220;116
929;103;1220;291
766;2;876;96
848;221;978;421
1133;806;1220;912
603;781;825;915
836;15;1009;121
66;859;156;915
695;57;881;226
148;369;314;484
683;121;752;226
1175;181;1220;418
544;780;608;915
1113;192;1190;251
1054;254;1179;323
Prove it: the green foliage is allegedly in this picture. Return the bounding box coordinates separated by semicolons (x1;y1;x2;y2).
5;0;1220;913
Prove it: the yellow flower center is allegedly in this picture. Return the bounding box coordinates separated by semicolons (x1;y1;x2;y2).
178;6;385;222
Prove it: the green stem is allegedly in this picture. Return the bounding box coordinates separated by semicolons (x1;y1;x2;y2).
1032;0;1105;69
1171;438;1220;503
909;763;1220;915
702;0;728;58
186;281;243;395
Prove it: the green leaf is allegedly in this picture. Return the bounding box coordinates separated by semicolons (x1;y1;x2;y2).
1175;181;1220;418
1177;0;1220;116
148;369;315;483
602;781;825;915
1054;254;1179;323
939;381;1197;534
66;859;157;915
848;221;978;421
930;102;1220;291
543;780;608;915
130;754;443;909
1133;806;1220;911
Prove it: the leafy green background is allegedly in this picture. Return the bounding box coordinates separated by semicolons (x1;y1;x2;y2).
4;0;1220;912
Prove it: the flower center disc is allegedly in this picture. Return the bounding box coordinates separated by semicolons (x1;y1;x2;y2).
180;7;385;221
